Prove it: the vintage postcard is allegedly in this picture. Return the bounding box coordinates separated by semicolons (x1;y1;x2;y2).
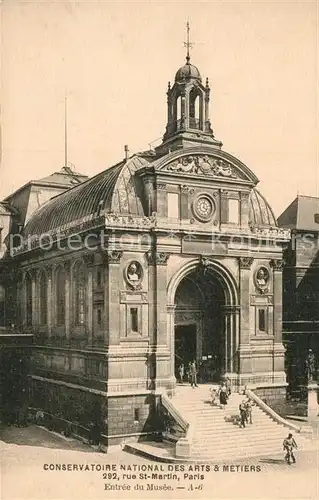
0;1;318;499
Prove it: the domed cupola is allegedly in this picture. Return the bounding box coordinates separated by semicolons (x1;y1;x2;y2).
175;62;202;83
155;23;222;156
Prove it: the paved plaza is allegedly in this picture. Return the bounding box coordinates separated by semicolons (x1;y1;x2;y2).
1;424;318;500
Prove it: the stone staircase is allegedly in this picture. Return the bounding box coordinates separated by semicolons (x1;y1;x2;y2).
171;385;311;460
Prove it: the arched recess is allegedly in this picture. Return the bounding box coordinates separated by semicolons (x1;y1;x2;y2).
167;258;240;383
55;266;66;327
39;270;48;326
72;260;87;331
25;272;33;327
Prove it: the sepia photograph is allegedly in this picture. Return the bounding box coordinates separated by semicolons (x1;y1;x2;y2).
0;1;318;499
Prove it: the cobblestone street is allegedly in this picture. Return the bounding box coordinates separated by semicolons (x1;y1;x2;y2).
1;425;318;499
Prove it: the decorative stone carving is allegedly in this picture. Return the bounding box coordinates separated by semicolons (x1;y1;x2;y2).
305;349;316;382
44;265;53;280
181;185;189;193
63;261;71;272
254;266;270;294
163;155;238;178
270;259;284;271
83;253;94;267
156;252;170;266
240;191;250;200
239;257;254;270
157;183;167;191
107;250;123;264
125;261;143;290
192;194;215;222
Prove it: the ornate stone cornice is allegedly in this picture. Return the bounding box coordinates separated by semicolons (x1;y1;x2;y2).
239;257;254;270
107;250;123;264
270;259;284;271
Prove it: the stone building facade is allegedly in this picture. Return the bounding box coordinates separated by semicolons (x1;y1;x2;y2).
278;195;319;390
10;57;290;445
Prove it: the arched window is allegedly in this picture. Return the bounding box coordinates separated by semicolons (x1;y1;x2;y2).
25;273;32;326
39;272;48;325
189;89;201;129
0;284;5;327
56;267;66;326
74;262;86;326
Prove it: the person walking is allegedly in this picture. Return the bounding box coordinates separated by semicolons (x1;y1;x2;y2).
178;363;184;384
239;401;246;428
219;382;228;409
189;360;198;388
245;399;253;424
283;433;298;465
225;378;232;397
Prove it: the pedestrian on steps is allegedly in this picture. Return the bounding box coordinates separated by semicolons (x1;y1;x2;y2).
178;363;184;384
239;401;246;428
218;383;228;409
283;433;297;465
189;360;198;388
245;399;253;424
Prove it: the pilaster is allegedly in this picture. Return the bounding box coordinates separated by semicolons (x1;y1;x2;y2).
106;250;123;345
238;257;253;375
64;261;71;340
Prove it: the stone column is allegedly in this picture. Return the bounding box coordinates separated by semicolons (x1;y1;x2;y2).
152;251;171;389
270;259;284;344
167;304;176;382
20;272;27;327
238;257;254;380
156;183;167;217
306;382;319;420
270;259;286;377
46;266;52;339
220;190;228;224
83;254;94;346
64;262;70;340
180;185;189;220
31;269;37;327
240;191;250;229
181;91;187;129
107;250;123;346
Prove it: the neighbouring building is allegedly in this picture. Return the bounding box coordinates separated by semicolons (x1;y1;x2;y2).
278;195;319;390
0;167;87;423
6;55;291;446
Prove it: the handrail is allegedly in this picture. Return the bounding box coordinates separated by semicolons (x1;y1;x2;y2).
245;388;302;433
161;393;189;433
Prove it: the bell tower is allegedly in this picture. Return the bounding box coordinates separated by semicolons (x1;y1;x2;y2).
156;23;222;156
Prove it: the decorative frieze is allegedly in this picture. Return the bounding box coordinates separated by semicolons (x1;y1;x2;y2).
163;155;239;179
238;257;254;270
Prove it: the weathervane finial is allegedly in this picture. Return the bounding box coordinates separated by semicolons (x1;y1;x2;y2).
184;21;193;64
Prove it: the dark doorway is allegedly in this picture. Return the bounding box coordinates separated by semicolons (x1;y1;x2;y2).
175;324;196;378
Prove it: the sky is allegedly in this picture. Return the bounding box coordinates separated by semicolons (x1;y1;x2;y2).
0;0;318;217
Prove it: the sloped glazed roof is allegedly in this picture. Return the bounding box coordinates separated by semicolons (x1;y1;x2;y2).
249;188;277;227
23;155;150;237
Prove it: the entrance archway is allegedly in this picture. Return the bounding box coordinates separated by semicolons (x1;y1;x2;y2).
167;259;239;385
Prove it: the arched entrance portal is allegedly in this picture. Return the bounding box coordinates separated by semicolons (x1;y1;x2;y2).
168;259;239;385
174;271;225;382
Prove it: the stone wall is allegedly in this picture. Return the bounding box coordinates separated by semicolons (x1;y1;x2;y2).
254;385;287;415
